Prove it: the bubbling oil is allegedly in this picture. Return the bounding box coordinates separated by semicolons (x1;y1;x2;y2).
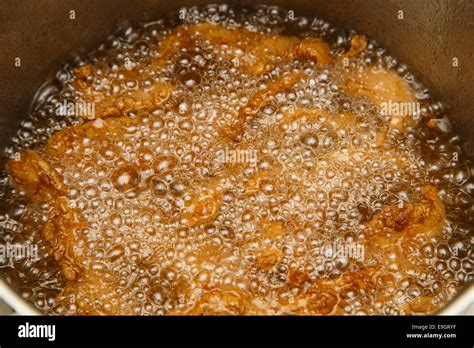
0;4;472;315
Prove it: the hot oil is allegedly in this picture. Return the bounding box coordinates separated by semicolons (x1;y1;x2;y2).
0;5;472;315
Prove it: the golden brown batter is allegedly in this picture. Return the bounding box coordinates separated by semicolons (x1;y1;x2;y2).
4;14;468;315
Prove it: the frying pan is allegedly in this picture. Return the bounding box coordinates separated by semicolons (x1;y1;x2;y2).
0;0;472;315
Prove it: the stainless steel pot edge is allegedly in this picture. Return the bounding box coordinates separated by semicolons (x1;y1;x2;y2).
435;284;474;315
0;279;39;315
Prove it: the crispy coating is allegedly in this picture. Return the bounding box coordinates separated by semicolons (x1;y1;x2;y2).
178;286;258;315
57;271;128;315
45;116;143;158
343;35;367;58
255;246;283;270
349;68;415;106
282;186;445;315
182;178;224;226
41;199;87;281
342;66;418;142
71;23;332;121
366;185;445;238
7;151;85;280
7;150;66;202
73;62;174;119
72;77;174;120
155;23;332;75
6;21;449;316
219;70;306;141
364;185;445;272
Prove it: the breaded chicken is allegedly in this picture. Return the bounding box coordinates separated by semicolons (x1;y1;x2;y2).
6;20;450;316
155;23;332;75
7;151;85;280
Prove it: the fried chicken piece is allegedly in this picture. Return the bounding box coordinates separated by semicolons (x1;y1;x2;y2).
220;71;307;141
56;270;129;315
47;116;180;183
295;37;333;64
73;80;174;120
364;185;445;273
407;295;438;313
47;116;153;195
366;185;445;239
343;35;367;58
342;67;418;140
291;284;339;315
255;246;283;271
289;268;439;315
73;63;174;119
48;115;229;228
42;199;87;280
7;150;86;280
178;286;257;315
353;68;415;106
286;270;375;315
155;23;332;75
259;219;286;241
182;177;224;226
7;150;66;202
279;107;357;135
75;22;327;121
288;269;311;287
244;72;307;115
73;21;332;133
47;114;229;229
45;116;143;159
248;35;301;74
286;267;400;315
212;70;307;143
10;119;177;282
282;186;445;315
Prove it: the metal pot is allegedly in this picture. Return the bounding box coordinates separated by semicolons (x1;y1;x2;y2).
0;0;472;315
